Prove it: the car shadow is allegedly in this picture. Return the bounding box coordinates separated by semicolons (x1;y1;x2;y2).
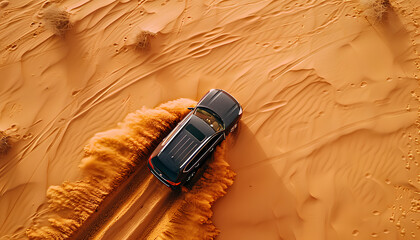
211;122;300;240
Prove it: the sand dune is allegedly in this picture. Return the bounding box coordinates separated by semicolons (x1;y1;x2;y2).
1;0;420;239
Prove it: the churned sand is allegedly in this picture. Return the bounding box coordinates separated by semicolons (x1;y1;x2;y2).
22;98;235;239
1;0;420;239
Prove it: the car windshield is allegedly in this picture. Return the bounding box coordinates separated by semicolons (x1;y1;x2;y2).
194;107;224;132
151;156;178;182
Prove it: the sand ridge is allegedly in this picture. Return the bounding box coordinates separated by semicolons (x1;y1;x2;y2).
1;0;420;239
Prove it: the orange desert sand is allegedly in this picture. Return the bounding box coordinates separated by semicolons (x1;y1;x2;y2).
1;0;420;239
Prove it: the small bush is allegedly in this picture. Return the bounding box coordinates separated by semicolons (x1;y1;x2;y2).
135;31;156;50
359;0;390;22
0;131;11;155
43;5;72;36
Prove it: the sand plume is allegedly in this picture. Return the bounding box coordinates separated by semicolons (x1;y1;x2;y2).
155;141;235;240
2;0;419;239
26;98;196;239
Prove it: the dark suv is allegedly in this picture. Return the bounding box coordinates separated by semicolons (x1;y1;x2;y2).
147;89;242;189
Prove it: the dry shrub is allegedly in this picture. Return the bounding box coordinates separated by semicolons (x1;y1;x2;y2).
135;31;156;50
0;131;11;155
43;5;71;36
359;0;390;22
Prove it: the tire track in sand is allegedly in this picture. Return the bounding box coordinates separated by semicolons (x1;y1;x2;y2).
72;166;177;240
25;98;235;240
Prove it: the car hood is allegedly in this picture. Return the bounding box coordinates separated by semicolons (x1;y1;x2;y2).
197;89;241;127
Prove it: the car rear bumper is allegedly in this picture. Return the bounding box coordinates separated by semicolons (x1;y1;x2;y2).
148;165;177;189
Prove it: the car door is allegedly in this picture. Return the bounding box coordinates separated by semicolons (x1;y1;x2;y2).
181;132;224;183
193;131;224;168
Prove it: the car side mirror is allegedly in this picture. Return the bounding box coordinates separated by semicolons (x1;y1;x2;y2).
188;107;194;111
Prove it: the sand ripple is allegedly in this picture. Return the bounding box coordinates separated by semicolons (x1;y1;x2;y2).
1;0;420;239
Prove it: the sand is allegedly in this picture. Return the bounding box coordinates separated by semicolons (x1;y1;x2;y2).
1;0;419;239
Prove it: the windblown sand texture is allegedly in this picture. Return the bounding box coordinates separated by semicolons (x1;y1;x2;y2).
1;0;420;239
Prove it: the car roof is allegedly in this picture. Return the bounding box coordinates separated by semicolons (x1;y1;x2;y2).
196;89;241;127
157;114;215;174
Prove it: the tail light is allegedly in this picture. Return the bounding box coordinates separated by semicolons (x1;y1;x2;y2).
148;155;154;170
166;179;181;186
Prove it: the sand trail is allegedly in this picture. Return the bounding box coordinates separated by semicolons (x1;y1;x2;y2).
1;0;420;239
25;99;192;239
73;171;175;240
23;98;235;240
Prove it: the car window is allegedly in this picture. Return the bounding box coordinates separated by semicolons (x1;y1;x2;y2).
183;157;197;173
186;124;205;141
151;156;178;181
207;132;222;147
194;107;224;132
